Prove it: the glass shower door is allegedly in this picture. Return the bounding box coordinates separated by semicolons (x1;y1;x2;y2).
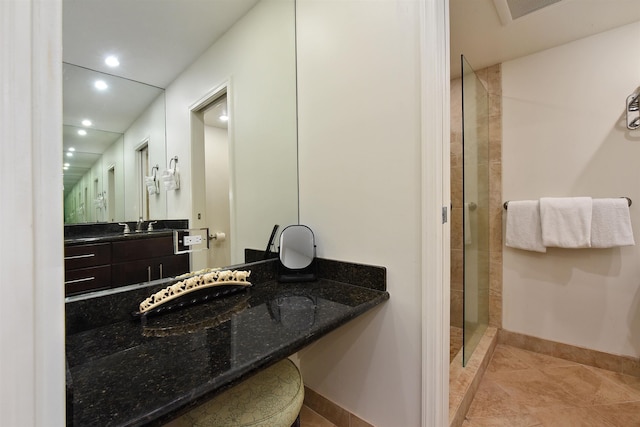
461;55;490;366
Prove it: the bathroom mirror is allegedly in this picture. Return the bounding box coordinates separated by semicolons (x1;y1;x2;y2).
62;0;299;266
278;225;317;282
63;64;166;224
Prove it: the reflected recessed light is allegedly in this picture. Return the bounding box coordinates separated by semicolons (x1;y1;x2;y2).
64;163;70;167
82;119;92;127
68;147;75;152
94;80;108;90
66;152;73;157
63;166;69;170
105;55;120;67
77;129;87;136
219;114;229;122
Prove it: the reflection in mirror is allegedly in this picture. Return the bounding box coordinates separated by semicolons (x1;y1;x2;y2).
63;63;166;224
63;0;299;279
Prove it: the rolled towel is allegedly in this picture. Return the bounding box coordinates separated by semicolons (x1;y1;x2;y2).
162;168;180;191
591;198;635;248
539;197;592;248
505;200;546;253
145;176;158;195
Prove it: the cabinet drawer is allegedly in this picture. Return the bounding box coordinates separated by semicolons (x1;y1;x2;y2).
65;243;111;270
65;265;111;296
111;236;175;263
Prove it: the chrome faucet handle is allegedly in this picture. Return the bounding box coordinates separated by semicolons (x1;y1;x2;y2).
118;223;131;234
147;221;158;231
136;217;144;232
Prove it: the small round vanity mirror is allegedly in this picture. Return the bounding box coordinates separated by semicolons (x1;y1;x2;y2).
279;225;316;269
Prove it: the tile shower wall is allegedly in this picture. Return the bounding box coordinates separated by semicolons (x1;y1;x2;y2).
450;64;503;334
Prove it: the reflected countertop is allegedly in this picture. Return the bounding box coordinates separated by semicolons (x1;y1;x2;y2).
65;263;389;427
63;219;189;246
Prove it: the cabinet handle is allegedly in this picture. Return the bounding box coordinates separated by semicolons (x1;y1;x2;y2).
159;263;163;279
147;266;151;282
65;276;95;284
64;253;96;260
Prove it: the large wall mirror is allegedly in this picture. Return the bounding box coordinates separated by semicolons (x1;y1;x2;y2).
63;0;299;268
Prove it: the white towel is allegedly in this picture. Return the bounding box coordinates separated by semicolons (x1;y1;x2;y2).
539;197;592;248
162;168;180;191
505;200;546;253
590;198;635;248
145;176;158;196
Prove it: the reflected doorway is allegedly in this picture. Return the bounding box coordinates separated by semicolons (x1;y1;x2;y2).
203;93;232;268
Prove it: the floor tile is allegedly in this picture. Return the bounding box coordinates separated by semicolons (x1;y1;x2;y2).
464;344;640;427
301;405;337;427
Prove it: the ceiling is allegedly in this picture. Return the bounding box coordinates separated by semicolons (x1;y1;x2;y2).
450;0;640;78
63;0;260;88
62;0;258;194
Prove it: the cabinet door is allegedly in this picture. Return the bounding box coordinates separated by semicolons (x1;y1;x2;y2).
154;254;190;279
112;254;190;287
111;259;157;287
111;236;174;263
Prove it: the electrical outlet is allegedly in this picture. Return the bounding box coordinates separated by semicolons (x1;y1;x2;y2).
184;235;203;246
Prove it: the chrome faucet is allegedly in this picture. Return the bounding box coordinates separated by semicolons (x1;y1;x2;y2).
136;217;145;232
118;223;131;234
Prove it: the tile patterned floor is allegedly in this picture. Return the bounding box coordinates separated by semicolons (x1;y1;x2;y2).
463;344;640;426
301;405;337;427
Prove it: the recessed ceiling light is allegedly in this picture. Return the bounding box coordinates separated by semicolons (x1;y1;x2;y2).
105;55;120;67
82;119;92;127
77;129;87;136
63;166;69;170
94;80;108;90
66;152;73;157
68;147;75;152
64;163;70;167
219;114;229;122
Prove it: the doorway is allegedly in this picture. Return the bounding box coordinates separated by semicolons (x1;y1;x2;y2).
191;88;232;269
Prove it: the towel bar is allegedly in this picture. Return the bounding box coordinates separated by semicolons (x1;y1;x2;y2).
503;197;632;210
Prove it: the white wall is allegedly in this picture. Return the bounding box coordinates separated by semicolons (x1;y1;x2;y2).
122;93;167;221
1;0;65;425
296;1;425;425
164;0;298;266
502;21;640;358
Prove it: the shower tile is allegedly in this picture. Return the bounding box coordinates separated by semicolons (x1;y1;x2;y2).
529;407;616;427
451;249;464;291
486;64;502;96
462;414;542;426
540;365;638;406
465;344;640;427
466;376;531;419
591;401;640;425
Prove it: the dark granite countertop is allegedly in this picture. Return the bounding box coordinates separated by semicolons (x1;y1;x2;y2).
64;220;189;246
65;259;388;427
64;230;175;245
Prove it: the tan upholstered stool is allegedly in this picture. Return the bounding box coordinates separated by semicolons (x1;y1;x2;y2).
168;358;304;427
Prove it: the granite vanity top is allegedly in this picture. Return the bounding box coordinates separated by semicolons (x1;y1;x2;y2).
65;259;388;427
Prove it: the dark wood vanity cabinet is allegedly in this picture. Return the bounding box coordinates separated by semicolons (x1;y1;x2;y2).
64;243;112;295
111;236;189;287
64;235;190;295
